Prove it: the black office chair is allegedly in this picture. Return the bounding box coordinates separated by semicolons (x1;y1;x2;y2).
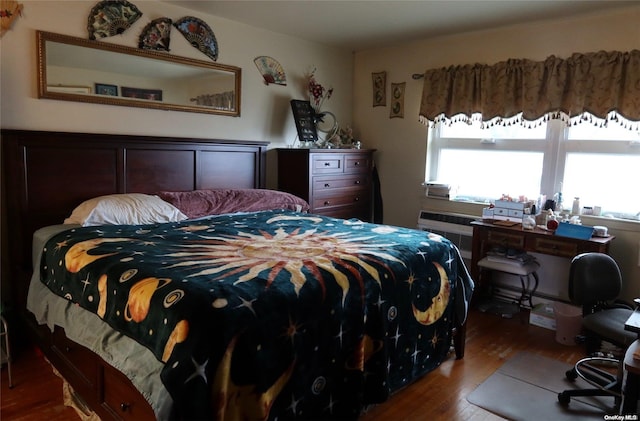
557;252;637;410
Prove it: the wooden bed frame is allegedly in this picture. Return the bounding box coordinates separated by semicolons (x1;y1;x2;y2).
1;129;465;420
1;129;268;420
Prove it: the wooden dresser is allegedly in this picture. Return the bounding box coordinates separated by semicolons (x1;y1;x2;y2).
277;148;375;221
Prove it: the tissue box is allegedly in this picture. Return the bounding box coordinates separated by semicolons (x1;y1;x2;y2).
529;303;556;330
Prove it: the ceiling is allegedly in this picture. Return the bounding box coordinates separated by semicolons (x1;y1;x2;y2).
165;0;633;52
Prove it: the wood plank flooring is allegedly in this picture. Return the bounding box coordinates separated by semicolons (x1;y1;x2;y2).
0;308;587;420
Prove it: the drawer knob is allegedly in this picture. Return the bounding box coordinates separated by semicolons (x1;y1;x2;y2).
354;197;360;202
324;162;330;166
354;180;360;185
354;161;360;166
324;201;330;205
120;402;130;412
324;183;330;188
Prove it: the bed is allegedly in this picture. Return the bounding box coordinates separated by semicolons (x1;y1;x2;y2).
2;129;473;420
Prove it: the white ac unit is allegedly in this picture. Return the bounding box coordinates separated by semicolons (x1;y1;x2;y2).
417;211;474;260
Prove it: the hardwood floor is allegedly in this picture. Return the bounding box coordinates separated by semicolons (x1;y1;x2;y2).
0;308;587;420
0;346;80;420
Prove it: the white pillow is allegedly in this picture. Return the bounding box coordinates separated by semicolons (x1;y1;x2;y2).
64;193;188;226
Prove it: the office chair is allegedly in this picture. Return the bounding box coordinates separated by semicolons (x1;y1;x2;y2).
557;252;637;410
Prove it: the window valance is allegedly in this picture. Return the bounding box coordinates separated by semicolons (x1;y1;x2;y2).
418;50;640;130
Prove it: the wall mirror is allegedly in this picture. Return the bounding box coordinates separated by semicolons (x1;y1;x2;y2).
37;30;241;116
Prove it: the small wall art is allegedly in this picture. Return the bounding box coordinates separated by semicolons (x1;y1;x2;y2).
121;86;162;101
139;17;172;51
389;82;405;118
87;0;142;40
95;83;118;96
372;71;386;107
173;16;218;61
0;0;23;37
254;56;286;86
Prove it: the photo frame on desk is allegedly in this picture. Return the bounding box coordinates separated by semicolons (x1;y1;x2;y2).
290;100;318;145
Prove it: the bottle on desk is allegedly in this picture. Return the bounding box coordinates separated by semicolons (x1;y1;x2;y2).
572;197;580;215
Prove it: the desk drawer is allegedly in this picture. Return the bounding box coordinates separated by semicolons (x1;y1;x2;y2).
486;231;525;248
532;237;578;257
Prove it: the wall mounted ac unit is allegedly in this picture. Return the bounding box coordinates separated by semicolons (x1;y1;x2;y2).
417;211;474;260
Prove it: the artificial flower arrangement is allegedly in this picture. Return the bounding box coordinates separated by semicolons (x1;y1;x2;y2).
307;67;333;112
327;125;360;148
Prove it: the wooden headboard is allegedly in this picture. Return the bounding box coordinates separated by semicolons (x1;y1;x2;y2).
1;129;268;313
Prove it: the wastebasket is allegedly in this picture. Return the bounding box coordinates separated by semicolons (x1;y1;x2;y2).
553;302;582;345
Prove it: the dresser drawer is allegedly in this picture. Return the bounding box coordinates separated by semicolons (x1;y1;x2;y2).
312;155;343;174
313;174;370;193
344;154;371;173
486;230;525;248
52;326;99;389
313;192;369;210
318;205;371;221
102;363;156;421
531;237;578;257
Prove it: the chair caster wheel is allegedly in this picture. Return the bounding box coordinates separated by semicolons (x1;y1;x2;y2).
558;392;570;405
565;369;578;381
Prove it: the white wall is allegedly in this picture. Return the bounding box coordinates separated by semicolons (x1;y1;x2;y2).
352;5;640;303
0;0;354;188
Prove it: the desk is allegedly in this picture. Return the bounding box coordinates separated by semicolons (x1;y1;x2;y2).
470;221;615;286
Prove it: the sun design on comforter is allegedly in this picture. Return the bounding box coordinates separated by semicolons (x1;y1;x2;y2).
164;215;406;305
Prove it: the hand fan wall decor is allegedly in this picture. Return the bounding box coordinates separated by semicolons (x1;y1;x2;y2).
0;0;23;37
173;16;218;61
139;17;172;51
254;56;287;86
88;0;142;40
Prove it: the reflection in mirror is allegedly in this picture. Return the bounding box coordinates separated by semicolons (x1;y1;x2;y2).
37;31;241;116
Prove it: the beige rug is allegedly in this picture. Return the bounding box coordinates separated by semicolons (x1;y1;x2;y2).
467;351;618;420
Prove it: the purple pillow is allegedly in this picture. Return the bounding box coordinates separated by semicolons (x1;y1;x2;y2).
157;189;310;219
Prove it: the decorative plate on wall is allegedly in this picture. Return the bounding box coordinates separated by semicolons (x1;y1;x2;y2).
173;16;218;61
253;56;287;86
87;0;143;40
139;17;172;51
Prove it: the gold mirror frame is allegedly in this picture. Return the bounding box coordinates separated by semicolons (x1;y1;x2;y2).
37;30;241;116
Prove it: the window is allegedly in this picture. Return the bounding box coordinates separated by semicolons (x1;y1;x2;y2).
426;114;640;220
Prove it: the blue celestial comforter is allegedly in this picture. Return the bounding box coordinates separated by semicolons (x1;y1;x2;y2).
40;210;473;420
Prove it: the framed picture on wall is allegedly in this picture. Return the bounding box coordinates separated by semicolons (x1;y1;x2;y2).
95;83;118;96
121;86;163;101
389;82;406;118
372;71;386;107
290;99;319;145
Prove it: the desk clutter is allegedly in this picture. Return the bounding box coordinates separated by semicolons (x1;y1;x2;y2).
481;197;607;240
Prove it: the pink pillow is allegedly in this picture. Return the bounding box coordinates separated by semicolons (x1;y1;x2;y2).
157;189;309;219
